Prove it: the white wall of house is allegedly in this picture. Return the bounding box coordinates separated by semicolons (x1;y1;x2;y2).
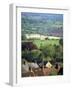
25;34;61;40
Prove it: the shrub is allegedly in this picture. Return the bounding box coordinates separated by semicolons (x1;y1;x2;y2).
22;49;43;62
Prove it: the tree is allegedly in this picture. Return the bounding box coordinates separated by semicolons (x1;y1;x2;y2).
59;39;63;46
22;35;26;40
22;42;38;51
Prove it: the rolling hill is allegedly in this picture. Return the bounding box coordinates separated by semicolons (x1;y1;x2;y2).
21;12;63;37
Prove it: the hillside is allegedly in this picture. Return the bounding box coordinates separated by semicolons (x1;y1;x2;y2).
21;12;63;37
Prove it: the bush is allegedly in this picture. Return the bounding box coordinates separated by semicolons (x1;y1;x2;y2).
22;40;63;63
30;49;42;58
22;49;43;62
59;39;63;46
40;44;55;61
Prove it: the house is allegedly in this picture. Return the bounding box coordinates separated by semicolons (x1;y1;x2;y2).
25;34;61;40
48;36;61;40
22;62;29;73
46;61;52;68
37;61;52;68
25;34;48;40
28;62;39;69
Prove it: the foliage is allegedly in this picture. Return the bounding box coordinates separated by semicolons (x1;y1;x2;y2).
22;35;26;40
59;38;63;46
22;39;63;63
22;41;38;51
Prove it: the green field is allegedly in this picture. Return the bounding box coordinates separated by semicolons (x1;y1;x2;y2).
22;39;59;48
32;39;59;48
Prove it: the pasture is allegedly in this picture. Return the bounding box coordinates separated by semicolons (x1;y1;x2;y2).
22;39;59;49
33;39;59;48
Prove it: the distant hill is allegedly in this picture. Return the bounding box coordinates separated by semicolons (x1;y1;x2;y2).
21;12;63;37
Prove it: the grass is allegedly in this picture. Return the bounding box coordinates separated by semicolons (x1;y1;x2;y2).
22;39;59;48
33;39;59;48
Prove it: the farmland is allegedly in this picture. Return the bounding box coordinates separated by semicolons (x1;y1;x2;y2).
33;39;59;48
22;39;59;48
